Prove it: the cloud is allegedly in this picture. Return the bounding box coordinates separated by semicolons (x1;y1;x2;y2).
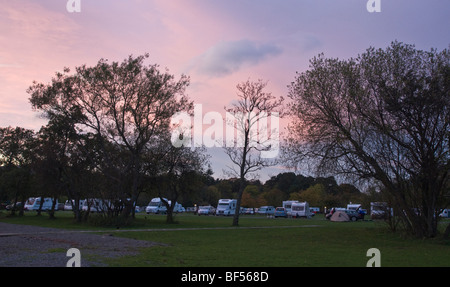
189;39;282;77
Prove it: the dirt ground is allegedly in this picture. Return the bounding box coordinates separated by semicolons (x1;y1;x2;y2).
0;222;162;267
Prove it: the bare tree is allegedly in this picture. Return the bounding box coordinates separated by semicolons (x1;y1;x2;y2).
224;79;284;226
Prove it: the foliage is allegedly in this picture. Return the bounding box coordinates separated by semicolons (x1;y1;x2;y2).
286;42;450;238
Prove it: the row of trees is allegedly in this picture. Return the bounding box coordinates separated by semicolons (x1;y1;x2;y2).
1;54;209;224
186;172;366;211
0;42;448;237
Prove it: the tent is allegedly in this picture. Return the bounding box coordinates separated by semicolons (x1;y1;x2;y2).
330;211;350;222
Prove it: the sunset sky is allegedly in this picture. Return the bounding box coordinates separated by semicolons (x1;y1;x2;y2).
1;0;449;181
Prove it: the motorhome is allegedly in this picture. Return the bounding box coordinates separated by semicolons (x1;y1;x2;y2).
215;199;237;216
145;197;183;214
282;200;299;214
24;197;58;211
290;201;312;218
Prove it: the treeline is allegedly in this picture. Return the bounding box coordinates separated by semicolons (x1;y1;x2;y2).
190;173;368;212
0;55;208;225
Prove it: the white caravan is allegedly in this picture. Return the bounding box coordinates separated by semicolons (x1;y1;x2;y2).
282;200;299;214
439;209;450;218
64;199;85;211
290;201;312;218
24;197;58;211
82;198;109;213
215;199;237;216
370;202;393;219
145;197;183;214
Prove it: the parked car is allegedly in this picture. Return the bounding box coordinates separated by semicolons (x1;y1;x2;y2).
345;209;364;221
242;208;255;215
5;202;23;211
310;207;320;214
274;207;287;218
197;206;215;216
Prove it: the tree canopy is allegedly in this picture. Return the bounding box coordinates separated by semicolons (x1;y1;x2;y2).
285;41;449;237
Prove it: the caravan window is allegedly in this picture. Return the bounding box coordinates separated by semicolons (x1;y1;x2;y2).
292;205;304;211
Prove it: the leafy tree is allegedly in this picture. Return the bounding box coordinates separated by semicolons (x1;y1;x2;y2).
241;185;265;207
286;42;449;238
290;184;326;208
28;54;193;219
0;127;36;216
152;142;210;223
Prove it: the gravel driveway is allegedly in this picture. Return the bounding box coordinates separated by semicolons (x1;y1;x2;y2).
0;222;163;267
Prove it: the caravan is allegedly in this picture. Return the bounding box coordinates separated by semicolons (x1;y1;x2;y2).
24;197;58;211
439;209;450;218
64;199;85;211
290;201;312;218
370;202;393;219
145;198;183;214
215;199;237;216
82;198;109;213
282;200;299;214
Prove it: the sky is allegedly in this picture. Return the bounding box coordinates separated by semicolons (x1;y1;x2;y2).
0;0;449;182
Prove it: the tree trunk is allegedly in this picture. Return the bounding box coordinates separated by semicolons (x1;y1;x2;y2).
48;197;57;219
36;196;44;216
232;179;246;226
19;195;26;217
444;223;450;240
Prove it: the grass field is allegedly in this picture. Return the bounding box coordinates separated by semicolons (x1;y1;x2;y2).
1;211;449;267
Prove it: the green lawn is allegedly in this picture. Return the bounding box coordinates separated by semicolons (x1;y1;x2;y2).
1;211;449;267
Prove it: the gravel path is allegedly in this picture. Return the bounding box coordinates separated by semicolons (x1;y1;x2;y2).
0;222;164;267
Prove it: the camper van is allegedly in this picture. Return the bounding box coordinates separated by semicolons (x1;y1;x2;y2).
24;197;58;211
282;200;299;214
290;201;312;218
215;199;237;216
145;197;183;214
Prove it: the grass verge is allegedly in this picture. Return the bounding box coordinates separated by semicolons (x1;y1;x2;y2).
1;211;449;267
